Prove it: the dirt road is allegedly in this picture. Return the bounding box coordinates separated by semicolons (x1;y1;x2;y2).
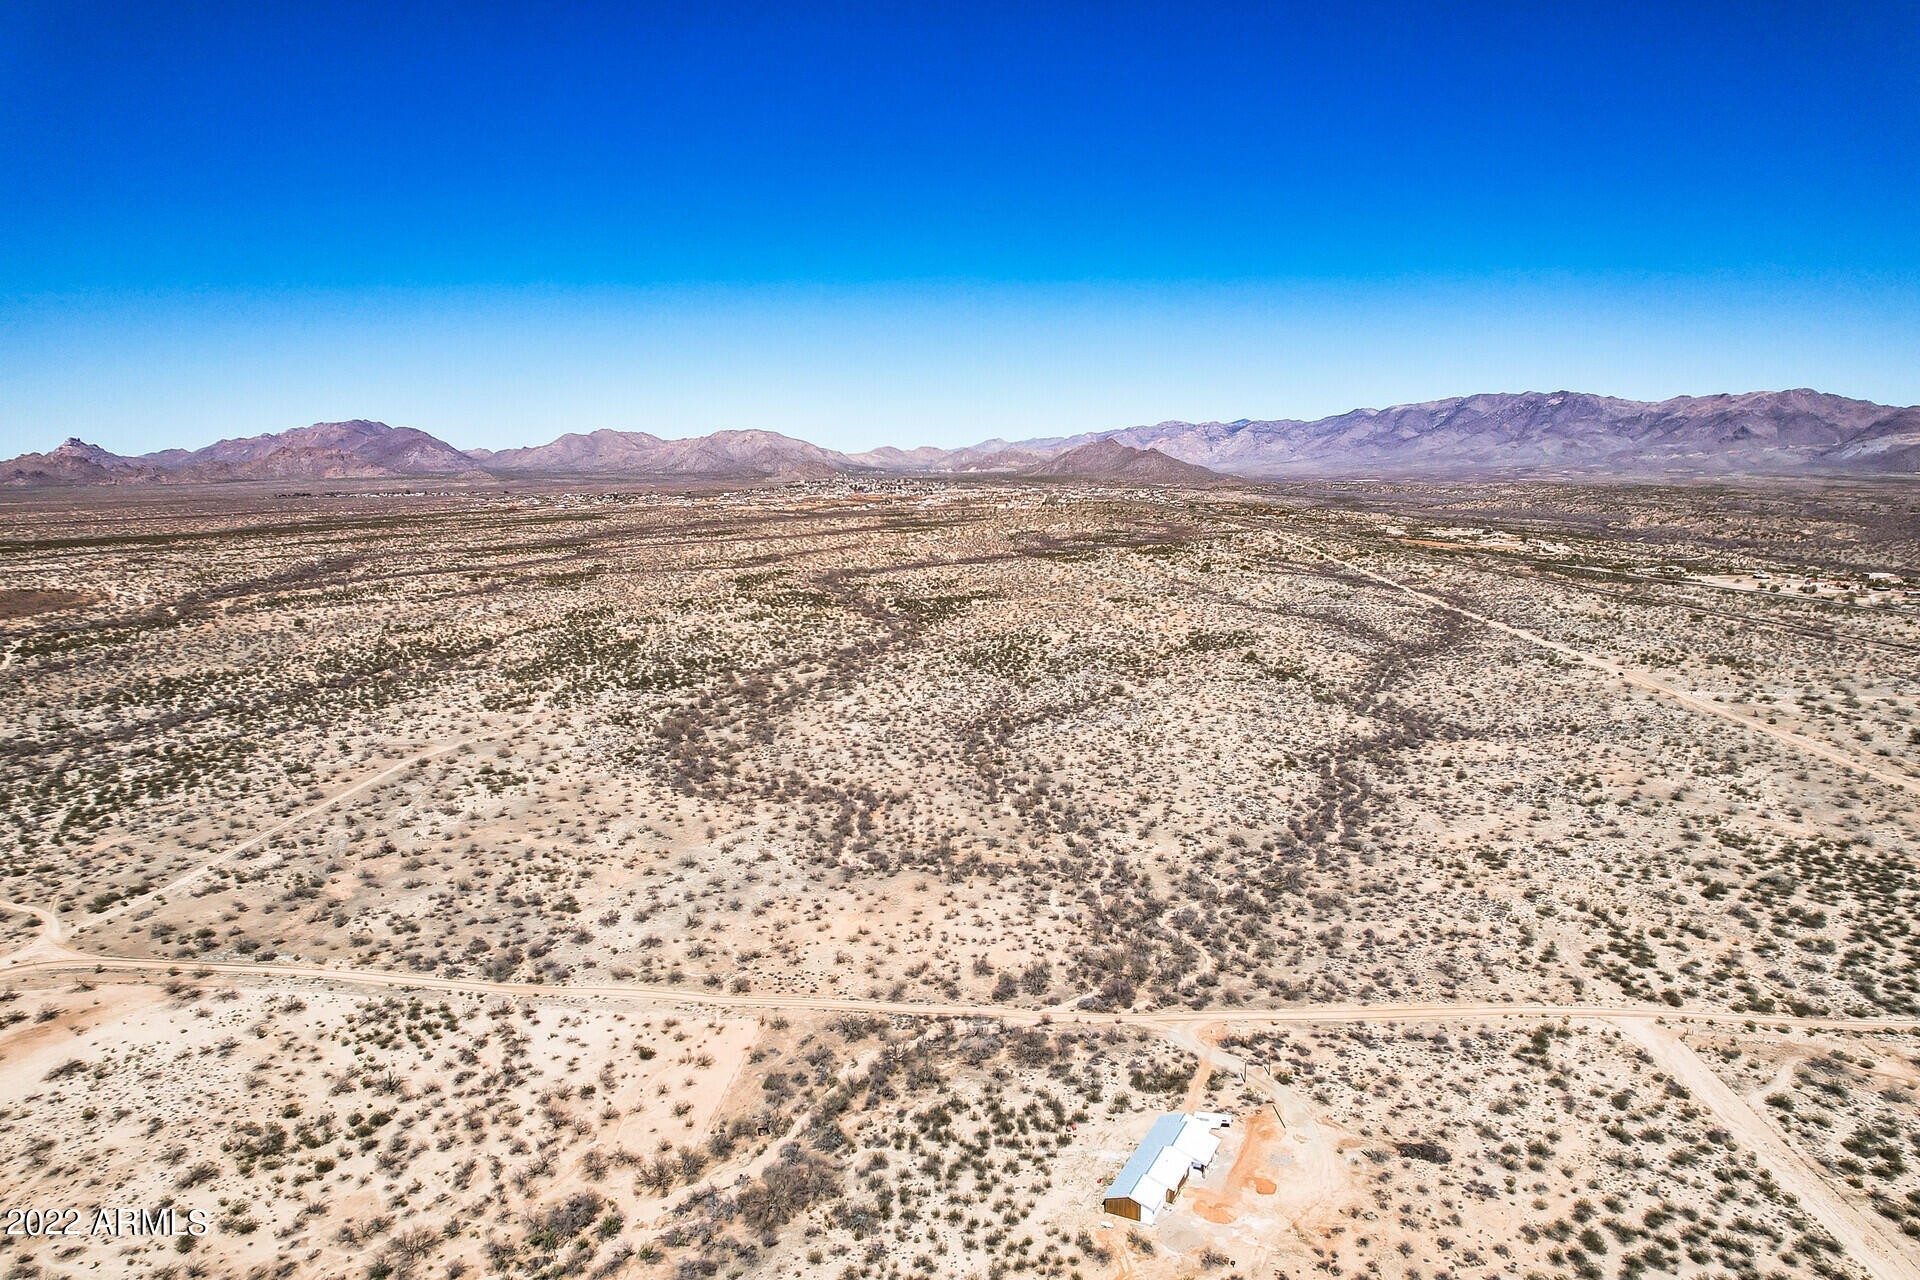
6;543;1917;1276
54;735;482;943
6;944;1919;1279
1623;1019;1920;1280
1253;524;1920;798
9;945;1920;1039
0;899;62;943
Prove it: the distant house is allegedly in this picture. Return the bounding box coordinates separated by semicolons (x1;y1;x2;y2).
1101;1113;1223;1224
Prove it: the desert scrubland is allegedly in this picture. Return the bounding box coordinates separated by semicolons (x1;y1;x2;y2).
1;477;1917;1280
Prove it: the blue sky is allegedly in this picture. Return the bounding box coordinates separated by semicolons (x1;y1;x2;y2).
3;1;1917;454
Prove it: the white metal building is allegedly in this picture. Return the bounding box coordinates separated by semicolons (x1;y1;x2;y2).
1101;1112;1224;1223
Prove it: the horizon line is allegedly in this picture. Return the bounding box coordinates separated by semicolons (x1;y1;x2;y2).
20;384;1917;460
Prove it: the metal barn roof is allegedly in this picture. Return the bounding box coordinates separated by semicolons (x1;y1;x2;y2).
1103;1112;1224;1222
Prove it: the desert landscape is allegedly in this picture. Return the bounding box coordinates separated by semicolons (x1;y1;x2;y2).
8;0;1918;1274
2;472;1917;1280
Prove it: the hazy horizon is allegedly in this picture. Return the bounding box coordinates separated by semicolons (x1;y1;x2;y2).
17;347;1920;462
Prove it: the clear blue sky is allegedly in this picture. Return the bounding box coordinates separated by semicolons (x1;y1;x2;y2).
3;1;1917;454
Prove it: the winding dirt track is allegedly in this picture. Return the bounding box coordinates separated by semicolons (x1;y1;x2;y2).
1254;523;1920;798
0;899;62;943
74;735;480;937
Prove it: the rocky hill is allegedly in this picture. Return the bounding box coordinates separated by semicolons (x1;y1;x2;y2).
1021;440;1228;485
1;438;148;486
3;420;483;485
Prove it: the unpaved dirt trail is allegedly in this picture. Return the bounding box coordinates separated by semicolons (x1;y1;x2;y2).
10;951;1920;1038
59;735;481;945
0;899;62;944
8;955;1919;1279
1254;525;1920;798
1171;1021;1233;1112
1622;1020;1920;1280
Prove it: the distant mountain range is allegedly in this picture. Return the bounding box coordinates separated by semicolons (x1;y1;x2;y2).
0;421;1221;487
1055;389;1920;477
6;390;1917;487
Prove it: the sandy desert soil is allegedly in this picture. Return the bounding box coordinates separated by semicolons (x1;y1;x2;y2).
2;475;1917;1280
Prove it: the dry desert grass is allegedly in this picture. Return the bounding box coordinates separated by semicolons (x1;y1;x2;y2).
2;476;1917;1280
